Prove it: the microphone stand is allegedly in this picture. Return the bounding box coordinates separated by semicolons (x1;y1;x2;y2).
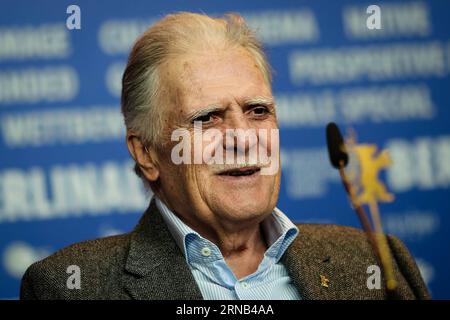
338;161;398;299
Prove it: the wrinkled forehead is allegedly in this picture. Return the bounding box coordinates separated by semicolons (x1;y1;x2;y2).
160;48;272;114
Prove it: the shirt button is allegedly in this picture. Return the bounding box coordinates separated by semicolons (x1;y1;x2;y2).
241;282;249;289
201;247;211;257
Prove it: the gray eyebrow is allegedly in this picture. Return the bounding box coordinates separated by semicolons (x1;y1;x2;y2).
185;105;223;123
185;97;275;123
244;97;275;106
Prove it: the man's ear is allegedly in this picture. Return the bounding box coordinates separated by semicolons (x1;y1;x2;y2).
126;130;160;182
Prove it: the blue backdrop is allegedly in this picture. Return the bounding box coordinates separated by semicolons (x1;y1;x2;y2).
1;0;449;299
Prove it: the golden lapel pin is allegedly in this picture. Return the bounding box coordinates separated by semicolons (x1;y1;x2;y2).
320;275;329;288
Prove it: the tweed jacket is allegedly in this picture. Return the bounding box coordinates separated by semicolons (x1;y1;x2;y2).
20;200;430;300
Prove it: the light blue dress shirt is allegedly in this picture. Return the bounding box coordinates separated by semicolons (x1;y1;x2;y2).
155;196;302;300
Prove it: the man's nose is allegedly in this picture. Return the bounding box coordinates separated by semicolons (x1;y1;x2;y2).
222;112;258;154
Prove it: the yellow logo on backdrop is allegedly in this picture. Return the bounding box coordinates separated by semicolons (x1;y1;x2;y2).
352;144;395;207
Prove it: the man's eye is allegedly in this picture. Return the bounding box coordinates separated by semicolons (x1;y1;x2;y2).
193;114;213;123
251;106;269;115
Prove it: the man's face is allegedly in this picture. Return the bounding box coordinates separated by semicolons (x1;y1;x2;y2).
155;48;280;233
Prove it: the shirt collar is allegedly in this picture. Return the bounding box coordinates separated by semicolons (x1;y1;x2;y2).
155;196;299;264
155;196;199;259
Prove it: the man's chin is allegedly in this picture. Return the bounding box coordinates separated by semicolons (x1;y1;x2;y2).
213;199;273;222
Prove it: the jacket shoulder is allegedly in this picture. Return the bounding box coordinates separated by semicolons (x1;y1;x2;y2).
295;223;366;236
42;233;130;264
292;223;430;299
295;223;373;247
20;233;131;300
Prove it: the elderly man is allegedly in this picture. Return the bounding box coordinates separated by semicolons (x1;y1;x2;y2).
21;12;429;300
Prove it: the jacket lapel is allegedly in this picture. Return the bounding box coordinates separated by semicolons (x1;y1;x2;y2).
282;225;384;300
122;199;203;300
282;227;337;300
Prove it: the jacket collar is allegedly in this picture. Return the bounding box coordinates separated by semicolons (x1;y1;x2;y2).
123;199;203;300
282;230;334;300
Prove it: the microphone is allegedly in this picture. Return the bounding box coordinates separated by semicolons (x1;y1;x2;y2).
326;122;348;169
325;122;398;297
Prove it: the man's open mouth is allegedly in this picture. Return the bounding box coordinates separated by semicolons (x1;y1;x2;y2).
218;166;261;177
